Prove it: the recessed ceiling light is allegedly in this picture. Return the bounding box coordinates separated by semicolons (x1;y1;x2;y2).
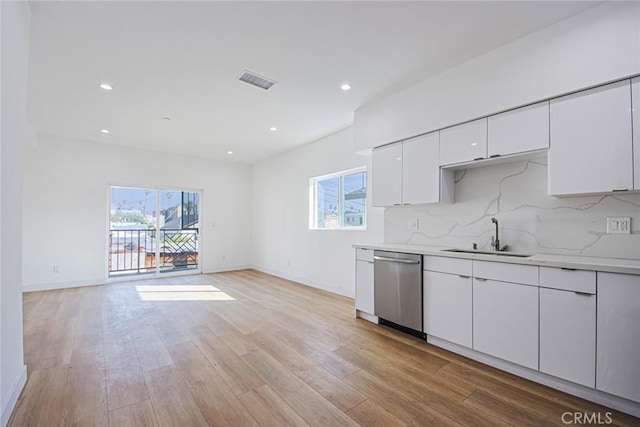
100;129;110;134
99;83;113;91
269;127;277;132
227;151;234;155
471;142;478;146
340;83;352;91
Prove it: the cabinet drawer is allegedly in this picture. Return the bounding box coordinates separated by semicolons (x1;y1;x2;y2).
424;256;472;276
473;261;538;286
540;266;596;294
356;248;374;262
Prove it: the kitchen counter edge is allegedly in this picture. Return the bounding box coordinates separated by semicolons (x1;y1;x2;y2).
353;243;640;276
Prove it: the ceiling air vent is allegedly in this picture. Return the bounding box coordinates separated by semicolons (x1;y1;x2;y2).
238;70;277;90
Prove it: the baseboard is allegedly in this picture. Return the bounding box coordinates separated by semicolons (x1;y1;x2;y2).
1;365;27;427
427;336;640;418
203;265;252;274
23;278;105;293
251;265;354;298
356;310;378;324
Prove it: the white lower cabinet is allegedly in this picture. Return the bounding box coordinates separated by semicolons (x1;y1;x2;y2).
355;260;374;314
424;270;472;348
473;278;539;370
362;250;640;412
355;249;375;315
539;288;596;387
596;272;640;403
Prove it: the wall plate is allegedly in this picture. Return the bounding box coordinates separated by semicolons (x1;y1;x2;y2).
607;217;631;234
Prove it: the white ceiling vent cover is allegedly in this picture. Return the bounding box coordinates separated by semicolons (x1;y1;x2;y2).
238;70;277;90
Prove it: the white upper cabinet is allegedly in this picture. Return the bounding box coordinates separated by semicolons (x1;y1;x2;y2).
373;133;452;207
488;101;549;157
632;77;640;190
548;80;633;196
439;118;488;166
372;143;403;207
402;132;451;204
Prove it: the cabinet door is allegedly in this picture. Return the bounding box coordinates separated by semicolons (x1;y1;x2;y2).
402;132;443;204
372;143;402;206
488;101;549;157
540;288;595;387
549;80;633;196
424;270;472;348
473;278;538;369
597;272;640;402
633;77;640;190
355;260;374;314
439;118;488;165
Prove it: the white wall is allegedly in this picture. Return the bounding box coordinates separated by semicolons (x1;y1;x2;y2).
252;127;383;297
385;156;640;260
354;2;640;150
1;2;30;425
22;134;252;291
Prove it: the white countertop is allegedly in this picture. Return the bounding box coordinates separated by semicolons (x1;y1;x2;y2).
353;242;640;275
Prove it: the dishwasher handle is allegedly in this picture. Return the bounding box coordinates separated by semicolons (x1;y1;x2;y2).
373;255;420;265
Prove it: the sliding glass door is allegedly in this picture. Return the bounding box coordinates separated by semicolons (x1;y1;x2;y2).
109;186;201;278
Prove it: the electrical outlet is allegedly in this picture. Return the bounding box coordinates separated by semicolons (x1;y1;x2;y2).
607;217;631;234
408;218;419;230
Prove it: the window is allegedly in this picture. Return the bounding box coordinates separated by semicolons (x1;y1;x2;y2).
310;167;367;230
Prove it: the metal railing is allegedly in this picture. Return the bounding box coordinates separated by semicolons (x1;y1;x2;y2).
109;228;199;276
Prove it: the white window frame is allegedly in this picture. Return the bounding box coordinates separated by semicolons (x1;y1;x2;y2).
309;166;367;231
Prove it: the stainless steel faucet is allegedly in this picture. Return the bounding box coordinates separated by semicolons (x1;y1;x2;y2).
491;217;500;251
490;217;510;251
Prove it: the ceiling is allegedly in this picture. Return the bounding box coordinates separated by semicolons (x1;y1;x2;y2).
28;1;598;164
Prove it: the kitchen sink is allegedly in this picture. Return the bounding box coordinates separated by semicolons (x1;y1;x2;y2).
442;248;532;258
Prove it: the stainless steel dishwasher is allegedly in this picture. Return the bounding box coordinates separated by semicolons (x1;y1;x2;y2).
373;251;423;336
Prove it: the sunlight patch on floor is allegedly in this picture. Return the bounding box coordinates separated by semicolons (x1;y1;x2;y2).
135;284;236;301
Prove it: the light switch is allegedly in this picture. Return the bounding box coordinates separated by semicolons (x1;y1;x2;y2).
607;217;631;234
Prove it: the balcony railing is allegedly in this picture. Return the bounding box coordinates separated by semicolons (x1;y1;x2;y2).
109;228;199;276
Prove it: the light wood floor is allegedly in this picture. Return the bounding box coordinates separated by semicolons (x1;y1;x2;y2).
9;270;639;426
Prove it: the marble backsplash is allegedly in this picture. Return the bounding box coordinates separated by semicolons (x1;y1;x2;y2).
384;156;640;260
